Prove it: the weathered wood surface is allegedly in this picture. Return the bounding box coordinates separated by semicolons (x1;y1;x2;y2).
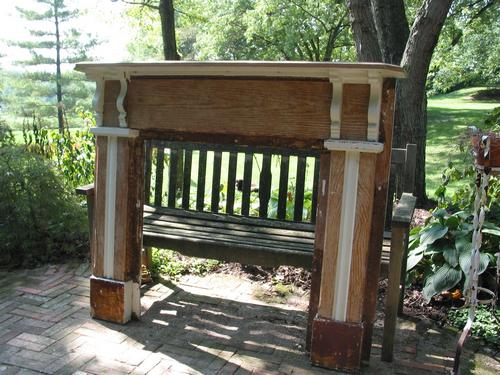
93;136;107;277
361;78;396;360
317;151;345;318
90;276;127;323
103;80;121;127
340;84;370;140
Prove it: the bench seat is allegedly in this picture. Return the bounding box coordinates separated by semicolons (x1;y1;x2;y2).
143;205;315;268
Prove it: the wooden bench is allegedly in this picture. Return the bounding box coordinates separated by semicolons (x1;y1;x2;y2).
77;141;416;360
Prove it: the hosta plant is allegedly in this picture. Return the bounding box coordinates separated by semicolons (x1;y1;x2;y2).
406;208;500;302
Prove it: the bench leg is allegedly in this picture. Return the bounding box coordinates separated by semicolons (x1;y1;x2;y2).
382;226;405;362
398;233;410;316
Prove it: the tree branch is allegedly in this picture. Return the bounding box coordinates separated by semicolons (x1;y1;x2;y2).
288;0;330;33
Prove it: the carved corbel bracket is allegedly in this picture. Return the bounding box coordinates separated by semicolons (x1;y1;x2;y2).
329;73;343;140
367;72;383;142
89;75;105;127
116;72;130;128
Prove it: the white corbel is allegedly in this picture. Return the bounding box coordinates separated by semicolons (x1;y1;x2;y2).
116;72;129;128
367;72;383;141
91;76;105;127
329;73;343;139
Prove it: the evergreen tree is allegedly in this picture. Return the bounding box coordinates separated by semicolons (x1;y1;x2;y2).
12;0;97;132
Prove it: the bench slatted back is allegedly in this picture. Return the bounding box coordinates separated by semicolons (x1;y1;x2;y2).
145;141;416;231
144;141;321;226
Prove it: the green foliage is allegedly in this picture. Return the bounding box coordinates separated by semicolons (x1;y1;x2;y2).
0;145;88;267
447;305;500;346
150;248;220;279
428;1;499;94
0;121;15;147
20;113;95;188
406;209;499;302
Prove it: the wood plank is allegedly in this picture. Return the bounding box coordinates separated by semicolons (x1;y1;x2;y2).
144;140;153;205
168;147;179;208
259;153;272;218
211;151;222;213
93;136;107;277
142;224;312;252
196;150;207;211
103;80;120;127
154;146;165;206
294;156;307;221
226;152;238;215
346;153;376;322
113;138;130;280
241;153;253;216
277;155;290;220
340;84;370;140
317;151;345;318
361;78;396;360
143;218;314;246
143;205;315;232
127;78;331;141
182;150;192;209
311;156;320;223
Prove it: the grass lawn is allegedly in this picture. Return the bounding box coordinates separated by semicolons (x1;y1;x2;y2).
426;87;499;198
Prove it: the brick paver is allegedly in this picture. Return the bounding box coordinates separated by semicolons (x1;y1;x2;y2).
0;263;498;374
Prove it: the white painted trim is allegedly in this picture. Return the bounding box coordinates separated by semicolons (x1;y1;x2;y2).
117;75;128;128
103;136;117;278
367;74;383;141
132;282;141;318
324;139;384;153
329;75;343;139
91;127;139;138
91;77;105;127
75;61;406;81
332;151;360;321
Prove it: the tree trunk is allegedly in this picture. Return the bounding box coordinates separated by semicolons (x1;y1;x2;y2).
159;0;180;61
393;0;452;205
158;0;183;191
54;2;64;133
371;0;409;65
346;0;382;62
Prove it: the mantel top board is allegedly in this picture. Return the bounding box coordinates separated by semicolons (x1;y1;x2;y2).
75;60;405;80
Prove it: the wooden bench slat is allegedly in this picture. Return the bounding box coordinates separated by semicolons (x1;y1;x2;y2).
144;140;153;205
154;146;165;206
294;156;306;221
168;148;179;208
211;151;223;213
196;150;207;211
241;153;253;216
143;210;315;239
226;151;238;215
259;153;272;218
311;156;320;223
277;155;290;220
182;150;192;209
143;224;313;253
144;205;315;232
143;215;315;245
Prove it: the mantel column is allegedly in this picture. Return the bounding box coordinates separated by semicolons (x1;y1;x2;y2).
88;76;145;324
309;77;396;371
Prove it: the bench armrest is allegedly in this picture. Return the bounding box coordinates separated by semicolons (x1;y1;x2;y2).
391;193;416;227
76;183;95;196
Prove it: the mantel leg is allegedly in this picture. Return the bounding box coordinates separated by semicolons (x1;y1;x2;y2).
309;150;376;371
90;135;144;324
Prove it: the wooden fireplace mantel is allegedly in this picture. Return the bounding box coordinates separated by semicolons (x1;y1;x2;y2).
75;60;405;372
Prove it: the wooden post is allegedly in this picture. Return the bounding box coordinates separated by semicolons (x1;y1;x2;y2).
88;77;145;324
310;77;395;372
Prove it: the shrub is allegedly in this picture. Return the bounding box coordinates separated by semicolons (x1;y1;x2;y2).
447;305;499;346
150;248;220;279
0;146;88;267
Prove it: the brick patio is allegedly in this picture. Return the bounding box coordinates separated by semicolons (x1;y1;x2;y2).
0;263;498;374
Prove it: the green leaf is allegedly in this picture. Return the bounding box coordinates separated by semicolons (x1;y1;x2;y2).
432;208;448;219
455;236;472;253
407;245;425;270
423;264;462;302
445;215;460;230
458;249;490;275
482;228;500;236
443;247;459;267
420;224;448;246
